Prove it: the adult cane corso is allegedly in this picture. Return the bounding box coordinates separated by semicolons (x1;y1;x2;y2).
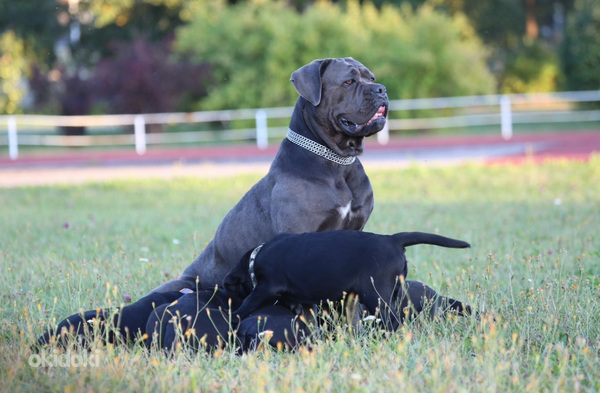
152;57;388;292
35;58;387;350
223;230;470;331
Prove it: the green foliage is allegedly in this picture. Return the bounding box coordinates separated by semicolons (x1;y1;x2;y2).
430;0;527;51
176;0;299;110
561;0;600;91
86;0;187;28
500;41;563;93
176;0;495;110
354;2;495;99
0;0;63;66
0;31;30;114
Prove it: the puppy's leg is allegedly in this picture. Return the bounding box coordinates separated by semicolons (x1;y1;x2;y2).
232;286;277;321
159;308;231;353
145;303;172;350
237;305;309;352
361;293;400;332
434;296;473;317
400;281;473;321
34;309;108;350
397;281;430;321
114;291;183;344
416;284;474;319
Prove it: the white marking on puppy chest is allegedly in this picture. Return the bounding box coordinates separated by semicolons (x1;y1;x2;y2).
337;202;352;219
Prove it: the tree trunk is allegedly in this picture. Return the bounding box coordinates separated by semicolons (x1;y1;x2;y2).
526;0;539;39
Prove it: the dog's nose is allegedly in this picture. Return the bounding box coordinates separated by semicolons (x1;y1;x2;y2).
372;83;387;96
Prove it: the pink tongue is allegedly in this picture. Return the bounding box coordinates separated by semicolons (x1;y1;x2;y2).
366;106;386;125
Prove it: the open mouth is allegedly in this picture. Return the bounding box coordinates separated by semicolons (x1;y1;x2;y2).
364;105;388;126
339;105;388;133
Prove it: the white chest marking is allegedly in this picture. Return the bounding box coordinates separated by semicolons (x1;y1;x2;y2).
337;202;352;220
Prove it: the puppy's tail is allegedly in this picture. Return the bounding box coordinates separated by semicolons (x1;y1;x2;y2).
392;232;470;249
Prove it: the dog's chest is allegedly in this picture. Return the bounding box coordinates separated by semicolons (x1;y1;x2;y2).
337;201;353;220
327;173;373;230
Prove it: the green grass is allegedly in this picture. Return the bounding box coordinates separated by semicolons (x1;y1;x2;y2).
1;158;599;392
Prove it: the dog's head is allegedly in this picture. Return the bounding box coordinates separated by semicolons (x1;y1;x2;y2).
222;249;255;299
290;57;388;156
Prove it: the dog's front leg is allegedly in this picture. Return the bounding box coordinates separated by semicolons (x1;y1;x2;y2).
232;287;276;322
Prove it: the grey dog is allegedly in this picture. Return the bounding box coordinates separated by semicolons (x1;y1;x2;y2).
153;58;388;292
223;230;470;331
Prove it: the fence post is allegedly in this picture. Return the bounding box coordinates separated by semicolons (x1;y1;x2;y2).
8;115;18;160
255;109;268;149
500;95;513;140
134;114;146;155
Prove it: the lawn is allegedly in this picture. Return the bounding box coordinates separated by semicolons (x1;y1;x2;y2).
1;158;599;392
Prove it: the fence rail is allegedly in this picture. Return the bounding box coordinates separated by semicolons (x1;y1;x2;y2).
2;90;599;160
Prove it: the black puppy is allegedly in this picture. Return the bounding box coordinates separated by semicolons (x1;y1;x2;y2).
223;230;469;331
396;280;473;323
146;291;310;353
35;291;183;349
237;304;311;352
145;288;240;352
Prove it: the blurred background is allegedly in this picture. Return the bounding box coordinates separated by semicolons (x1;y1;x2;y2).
0;0;599;164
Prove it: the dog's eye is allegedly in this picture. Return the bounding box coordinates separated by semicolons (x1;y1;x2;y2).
344;80;354;86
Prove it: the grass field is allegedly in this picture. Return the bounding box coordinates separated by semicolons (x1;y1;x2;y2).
1;158;599;392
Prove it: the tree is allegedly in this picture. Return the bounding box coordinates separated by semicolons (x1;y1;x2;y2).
500;41;562;93
0;0;64;66
561;0;600;91
175;0;494;110
0;0;197;121
354;2;495;99
0;31;30;114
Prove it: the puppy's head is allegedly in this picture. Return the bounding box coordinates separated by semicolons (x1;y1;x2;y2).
222;249;254;299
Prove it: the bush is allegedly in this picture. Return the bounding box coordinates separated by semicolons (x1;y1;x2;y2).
175;0;495;110
354;2;495;99
500;41;563;93
0;31;30;114
176;0;302;110
92;38;210;115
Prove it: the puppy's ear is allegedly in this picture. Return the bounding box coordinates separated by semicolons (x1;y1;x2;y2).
290;59;331;106
222;266;251;297
222;273;240;293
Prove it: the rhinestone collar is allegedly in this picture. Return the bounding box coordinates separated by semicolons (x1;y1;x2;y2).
248;243;264;288
286;129;356;165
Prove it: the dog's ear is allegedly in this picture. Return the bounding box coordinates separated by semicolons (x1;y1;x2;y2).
290;59;331;106
222;273;240;293
222;263;252;297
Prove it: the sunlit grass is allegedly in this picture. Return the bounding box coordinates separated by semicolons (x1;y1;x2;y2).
1;157;599;392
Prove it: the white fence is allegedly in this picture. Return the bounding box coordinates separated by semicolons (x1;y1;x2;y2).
2;90;600;160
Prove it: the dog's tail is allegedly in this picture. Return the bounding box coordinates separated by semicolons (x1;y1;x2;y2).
392;232;470;249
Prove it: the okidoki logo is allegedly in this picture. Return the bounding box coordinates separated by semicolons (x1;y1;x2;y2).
28;350;100;368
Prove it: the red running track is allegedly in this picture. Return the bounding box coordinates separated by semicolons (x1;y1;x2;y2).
0;130;598;168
